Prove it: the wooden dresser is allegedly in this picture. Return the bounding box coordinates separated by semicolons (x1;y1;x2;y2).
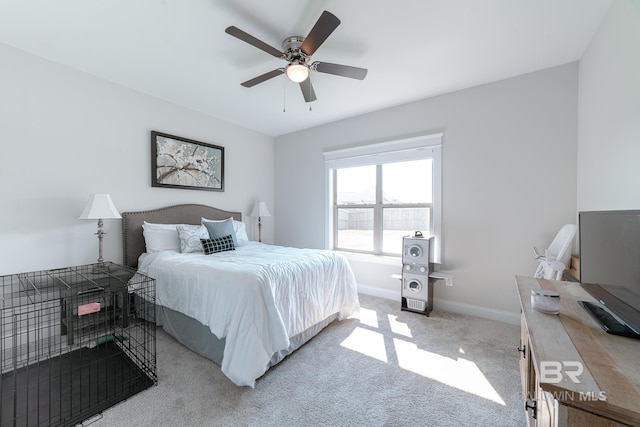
516;275;640;426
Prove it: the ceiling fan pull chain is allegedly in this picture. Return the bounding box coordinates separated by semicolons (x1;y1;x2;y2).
283;83;286;112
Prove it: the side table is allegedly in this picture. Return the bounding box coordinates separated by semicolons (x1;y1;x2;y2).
58;262;140;345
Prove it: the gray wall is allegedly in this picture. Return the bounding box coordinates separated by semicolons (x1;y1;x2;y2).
577;0;640;211
0;43;275;275
274;63;578;322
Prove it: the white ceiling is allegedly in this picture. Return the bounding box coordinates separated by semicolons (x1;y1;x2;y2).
0;0;612;137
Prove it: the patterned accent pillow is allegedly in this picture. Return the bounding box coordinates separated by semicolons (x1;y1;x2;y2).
176;224;209;253
201;235;235;255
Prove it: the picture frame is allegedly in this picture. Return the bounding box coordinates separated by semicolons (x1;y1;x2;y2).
151;131;224;192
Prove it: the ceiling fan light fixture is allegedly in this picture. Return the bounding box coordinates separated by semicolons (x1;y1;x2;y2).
227;11;367;101
286;63;309;83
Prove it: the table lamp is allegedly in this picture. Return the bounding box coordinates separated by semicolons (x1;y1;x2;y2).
79;193;121;267
250;201;271;242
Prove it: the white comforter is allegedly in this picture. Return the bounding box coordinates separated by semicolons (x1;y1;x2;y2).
138;241;359;387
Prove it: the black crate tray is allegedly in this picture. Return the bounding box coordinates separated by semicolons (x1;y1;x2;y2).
1;339;155;427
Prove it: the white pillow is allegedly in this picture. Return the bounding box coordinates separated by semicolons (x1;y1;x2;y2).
142;222;181;253
234;221;249;241
176;224;209;253
201;217;249;242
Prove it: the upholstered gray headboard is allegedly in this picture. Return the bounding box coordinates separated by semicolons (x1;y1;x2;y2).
121;204;242;268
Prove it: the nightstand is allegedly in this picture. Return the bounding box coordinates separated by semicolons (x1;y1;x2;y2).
57;262;141;345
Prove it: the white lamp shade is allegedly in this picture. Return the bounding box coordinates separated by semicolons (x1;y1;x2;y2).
79;194;121;219
250;201;271;218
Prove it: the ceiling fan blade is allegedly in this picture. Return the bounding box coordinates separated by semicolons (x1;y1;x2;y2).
299;77;317;103
225;26;283;58
241;69;284;87
314;62;368;80
300;11;340;56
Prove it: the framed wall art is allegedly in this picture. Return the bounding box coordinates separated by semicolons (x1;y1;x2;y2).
151;131;224;191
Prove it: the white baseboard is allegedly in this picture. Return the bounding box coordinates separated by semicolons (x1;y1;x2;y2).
357;283;520;326
357;283;399;301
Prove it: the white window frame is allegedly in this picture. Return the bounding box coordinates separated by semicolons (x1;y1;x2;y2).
323;133;443;263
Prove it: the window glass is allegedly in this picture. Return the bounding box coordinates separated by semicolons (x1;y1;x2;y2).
382;207;431;254
336;165;376;205
337;208;374;251
382;159;432;204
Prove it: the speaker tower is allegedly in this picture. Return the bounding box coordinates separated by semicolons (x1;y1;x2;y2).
401;233;433;315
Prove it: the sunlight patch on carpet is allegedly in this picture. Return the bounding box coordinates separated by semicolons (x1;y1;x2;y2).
393;338;506;405
340;327;387;362
352;307;379;328
387;314;412;338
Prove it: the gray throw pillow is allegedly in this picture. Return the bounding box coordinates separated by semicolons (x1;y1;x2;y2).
203;218;238;247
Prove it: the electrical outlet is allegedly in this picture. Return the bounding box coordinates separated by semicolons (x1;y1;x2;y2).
445;277;453;287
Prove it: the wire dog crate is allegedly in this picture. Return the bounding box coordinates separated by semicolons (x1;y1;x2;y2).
1;262;156;427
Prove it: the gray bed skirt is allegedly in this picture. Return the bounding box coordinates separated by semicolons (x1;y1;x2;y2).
155;304;339;372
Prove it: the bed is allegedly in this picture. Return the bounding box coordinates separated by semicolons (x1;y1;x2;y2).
122;204;359;387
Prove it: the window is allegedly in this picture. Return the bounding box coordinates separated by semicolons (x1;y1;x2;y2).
324;134;442;262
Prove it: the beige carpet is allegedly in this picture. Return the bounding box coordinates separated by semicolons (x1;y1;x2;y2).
88;294;526;426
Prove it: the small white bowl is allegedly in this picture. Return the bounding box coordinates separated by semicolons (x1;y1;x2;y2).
531;289;560;314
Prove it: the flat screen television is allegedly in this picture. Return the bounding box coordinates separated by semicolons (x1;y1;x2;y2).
579;210;640;337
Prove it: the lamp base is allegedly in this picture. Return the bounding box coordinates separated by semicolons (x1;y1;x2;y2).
91;261;113;274
94;220;108;271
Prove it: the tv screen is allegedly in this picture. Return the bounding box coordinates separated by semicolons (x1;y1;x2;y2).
579;210;640;333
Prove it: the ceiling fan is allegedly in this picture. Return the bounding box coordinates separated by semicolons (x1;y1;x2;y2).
225;10;367;103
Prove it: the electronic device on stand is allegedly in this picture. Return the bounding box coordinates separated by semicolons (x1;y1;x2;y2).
401;231;434;316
